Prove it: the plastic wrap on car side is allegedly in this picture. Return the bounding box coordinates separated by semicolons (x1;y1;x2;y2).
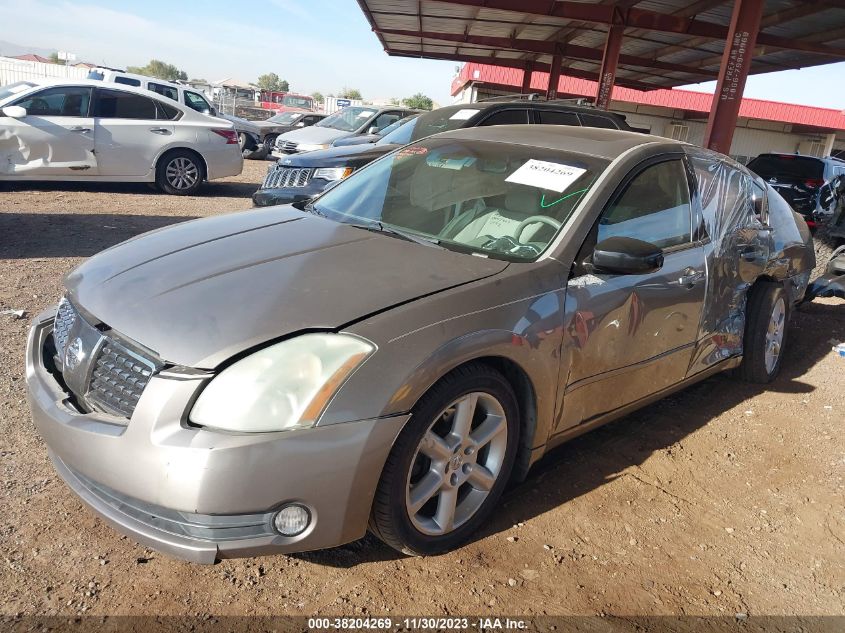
687;151;764;370
764;189;815;303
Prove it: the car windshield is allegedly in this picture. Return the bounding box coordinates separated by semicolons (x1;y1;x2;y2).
268;112;303;124
395;106;483;143
283;95;313;109
316;106;378;132
376;115;420;145
0;81;36;103
748;154;824;182
313;138;608;261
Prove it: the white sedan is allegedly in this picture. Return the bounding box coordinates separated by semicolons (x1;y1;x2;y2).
0;79;243;195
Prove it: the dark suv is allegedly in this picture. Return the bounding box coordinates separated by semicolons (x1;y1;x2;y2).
253;100;635;207
747;153;845;230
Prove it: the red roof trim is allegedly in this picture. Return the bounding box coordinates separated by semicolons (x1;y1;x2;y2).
452;63;845;131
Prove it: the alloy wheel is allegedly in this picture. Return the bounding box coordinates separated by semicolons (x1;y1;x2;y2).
405;392;508;536
165;157;199;191
765;297;786;374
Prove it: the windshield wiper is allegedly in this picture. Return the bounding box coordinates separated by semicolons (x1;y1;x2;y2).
347;220;442;248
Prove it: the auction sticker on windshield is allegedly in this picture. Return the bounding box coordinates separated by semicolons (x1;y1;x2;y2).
449;109;480;120
506;160;586;193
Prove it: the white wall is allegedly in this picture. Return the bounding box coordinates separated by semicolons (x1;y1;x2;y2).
0;56;88;85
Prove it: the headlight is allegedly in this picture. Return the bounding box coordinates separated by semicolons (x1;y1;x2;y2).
313;167;353;181
189;334;374;433
297;143;330;152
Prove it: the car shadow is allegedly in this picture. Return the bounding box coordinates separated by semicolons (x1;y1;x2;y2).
0;180;260;198
295;298;842;568
0;212;199;259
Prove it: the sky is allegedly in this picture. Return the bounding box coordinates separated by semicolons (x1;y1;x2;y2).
2;0;844;110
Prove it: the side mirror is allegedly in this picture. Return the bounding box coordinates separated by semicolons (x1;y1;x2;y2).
295;121;305;127
592;237;664;275
2;105;27;118
367;126;379;135
208;107;217;116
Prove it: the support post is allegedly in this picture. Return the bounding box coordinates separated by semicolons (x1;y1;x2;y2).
703;0;764;155
521;62;534;94
546;53;562;100
595;24;623;110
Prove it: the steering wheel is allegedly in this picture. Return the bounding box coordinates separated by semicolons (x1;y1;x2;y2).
514;215;562;240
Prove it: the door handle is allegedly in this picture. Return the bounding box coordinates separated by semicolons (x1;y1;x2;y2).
678;269;705;288
149;127;172;135
69;126;91;133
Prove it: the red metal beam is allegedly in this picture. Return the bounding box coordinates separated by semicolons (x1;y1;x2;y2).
595;24;623;110
388;50;658;91
547;53;563;99
704;0;765;154
375;27;719;78
521;62;534;94
428;0;845;56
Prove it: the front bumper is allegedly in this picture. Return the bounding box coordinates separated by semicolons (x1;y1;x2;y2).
25;309;407;563
252;179;330;207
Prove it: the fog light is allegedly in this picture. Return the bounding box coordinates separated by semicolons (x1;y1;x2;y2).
273;504;310;536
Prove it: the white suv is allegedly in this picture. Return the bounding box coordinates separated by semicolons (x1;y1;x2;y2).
0;78;243;194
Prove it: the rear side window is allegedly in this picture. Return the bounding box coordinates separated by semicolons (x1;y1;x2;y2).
479;109;529;126
747;154;824;182
579;113;618;129
114;76;141;87
599;159;692;249
184;91;212;115
13;86;92;117
537;110;580;126
155;100;181;120
149;82;178;101
93;88;157;119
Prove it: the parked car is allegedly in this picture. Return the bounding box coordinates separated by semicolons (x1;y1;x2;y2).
255;100;635;207
331;114;417;147
747;153;845;229
85;68;263;158
250;111;328;159
0;78;243;194
26;126;814;563
807;245;845;299
272;105;416;155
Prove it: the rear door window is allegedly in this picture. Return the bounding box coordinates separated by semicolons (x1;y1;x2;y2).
14;86;92;117
537;110;580;126
599;159;692;249
579;113;618;129
149;82;179;101
93;88;157;119
479;109;529;126
114;76;141;87
155;100;181;121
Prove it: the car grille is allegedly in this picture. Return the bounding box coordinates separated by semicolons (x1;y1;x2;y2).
51;300;160;420
53;297;77;359
87;340;157;418
262;167;312;189
279;140;298;153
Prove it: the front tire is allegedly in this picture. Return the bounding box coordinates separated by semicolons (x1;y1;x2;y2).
370;363;519;556
738;281;790;383
155;150;204;196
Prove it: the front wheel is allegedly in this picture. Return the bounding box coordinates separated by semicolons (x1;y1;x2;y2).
370;363;519;556
155;150;204;196
738;281;790;383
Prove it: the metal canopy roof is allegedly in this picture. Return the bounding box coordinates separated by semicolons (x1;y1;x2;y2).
357;0;845;90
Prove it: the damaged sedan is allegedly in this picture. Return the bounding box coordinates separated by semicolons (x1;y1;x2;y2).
26;126;814;563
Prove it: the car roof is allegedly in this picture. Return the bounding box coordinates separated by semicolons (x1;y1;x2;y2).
434;100;624;118
435;124;670;160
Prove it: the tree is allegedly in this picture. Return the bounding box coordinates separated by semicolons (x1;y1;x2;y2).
338;87;362;100
402;93;434;110
126;59;188;81
48;51;60;64
257;73;290;93
388;97;401;105
311;91;324;104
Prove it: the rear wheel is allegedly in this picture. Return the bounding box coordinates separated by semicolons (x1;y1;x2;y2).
738;281;789;383
155;150;204;196
370;363;519;556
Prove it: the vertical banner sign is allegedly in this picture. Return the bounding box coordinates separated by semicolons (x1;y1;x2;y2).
704;0;764;154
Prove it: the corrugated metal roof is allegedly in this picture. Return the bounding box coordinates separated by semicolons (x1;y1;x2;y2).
359;0;845;90
452;62;845;130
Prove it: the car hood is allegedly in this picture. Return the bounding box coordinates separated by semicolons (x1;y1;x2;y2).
65;207;508;368
214;113;261;135
278;126;350;144
276;143;398;168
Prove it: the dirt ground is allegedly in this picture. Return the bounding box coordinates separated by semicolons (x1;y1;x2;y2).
0;160;843;621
